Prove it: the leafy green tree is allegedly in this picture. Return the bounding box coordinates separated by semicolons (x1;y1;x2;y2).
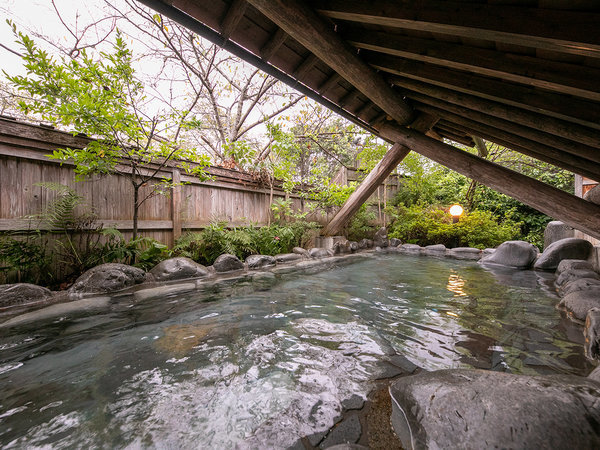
5;22;211;239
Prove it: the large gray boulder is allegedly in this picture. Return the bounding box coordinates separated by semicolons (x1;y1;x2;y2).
309;247;332;258
292;247;309;257
584;307;600;360
246;254;276;269
69;263;146;294
389;369;600;450
560;277;600;297
212;253;244;272
558;287;600;321
544;221;575;249
389;238;402;247
332;240;351;255
534;238;593;271
479;240;538;269
149;257;209;281
0;283;53;308
423;244;446;255
275;253;303;263
358;239;373;249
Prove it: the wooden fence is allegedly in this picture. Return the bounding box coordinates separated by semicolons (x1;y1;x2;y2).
0;117;400;248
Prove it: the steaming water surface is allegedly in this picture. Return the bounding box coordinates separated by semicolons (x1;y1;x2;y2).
0;254;592;448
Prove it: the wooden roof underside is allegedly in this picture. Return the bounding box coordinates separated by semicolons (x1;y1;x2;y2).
140;0;600;181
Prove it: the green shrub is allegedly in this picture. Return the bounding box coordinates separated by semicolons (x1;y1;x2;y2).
173;221;320;265
0;233;50;284
387;204;520;249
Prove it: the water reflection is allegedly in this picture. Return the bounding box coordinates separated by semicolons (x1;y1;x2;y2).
0;254;592;448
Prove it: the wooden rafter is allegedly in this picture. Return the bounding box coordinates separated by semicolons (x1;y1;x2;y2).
312;0;600;58
220;0;248;41
344;29;600;101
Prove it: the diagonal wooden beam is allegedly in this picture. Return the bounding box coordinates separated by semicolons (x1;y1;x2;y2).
260;27;287;61
388;76;600;147
323;113;438;236
246;0;414;125
378;122;600;240
312;0;600;58
344;29;600;101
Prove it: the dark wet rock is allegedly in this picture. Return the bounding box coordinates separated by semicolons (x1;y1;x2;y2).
448;247;482;260
374;362;404;380
557;259;595;275
309;247;333;258
423;244;446;254
149;257;209;281
293;247;310;257
584;307;600;360
544;220;575;249
69;263;146;294
388;354;419;374
558;287;600;321
212;253;244;272
555;269;599;287
589;366;600;383
275;253;303;263
389;238;402;247
246;254;276;269
325;445;368;450
373;227;389;248
584;184;600;205
358;239;373;249
348;241;359;252
285;439;306;450
0;283;53;308
399;244;422;252
341;394;365;411
534;237;593;271
319;415;361;449
559;277;600;297
479;240;538;269
389;369;600;450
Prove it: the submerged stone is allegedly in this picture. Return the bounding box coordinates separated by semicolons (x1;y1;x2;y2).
558;287;600;321
389;369;600;450
479;240;538;269
246;254;276;269
150;257;209;281
69;263;146;294
534;238;593;271
584;307;600;360
212;253;244;272
0;283;53;308
448;247;481;260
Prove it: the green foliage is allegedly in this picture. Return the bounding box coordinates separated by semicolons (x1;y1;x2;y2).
173;221;319;265
100;228;170;270
0;233;49;284
347;206;377;241
387;204;520;249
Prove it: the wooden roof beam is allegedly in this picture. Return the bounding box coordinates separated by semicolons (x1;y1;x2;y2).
388;76;600;148
401;89;600;163
312;0;600;58
379;123;600;240
344;29;600;101
367;53;600;129
220;0;248;42
260;27;287;62
246;0;414;125
415;103;600;180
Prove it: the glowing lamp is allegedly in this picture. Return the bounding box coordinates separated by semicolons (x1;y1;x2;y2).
449;204;463;217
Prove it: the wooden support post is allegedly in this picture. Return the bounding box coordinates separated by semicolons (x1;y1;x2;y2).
378;123;600;240
323;143;410;236
171;168;182;241
246;0;414;124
